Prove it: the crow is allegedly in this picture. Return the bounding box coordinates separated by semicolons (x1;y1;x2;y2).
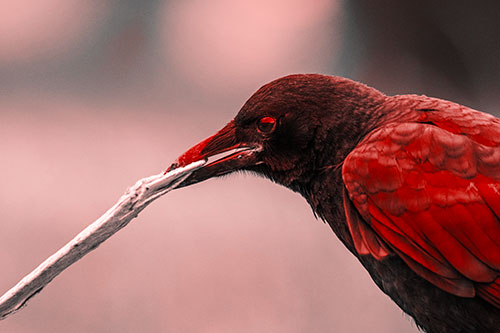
168;74;500;332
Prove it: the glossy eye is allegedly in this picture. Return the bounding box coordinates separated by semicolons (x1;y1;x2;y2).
257;116;277;134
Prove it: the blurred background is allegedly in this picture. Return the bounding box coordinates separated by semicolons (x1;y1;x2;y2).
1;1;499;332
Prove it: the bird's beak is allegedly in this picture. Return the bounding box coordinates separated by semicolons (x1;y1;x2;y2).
167;120;261;188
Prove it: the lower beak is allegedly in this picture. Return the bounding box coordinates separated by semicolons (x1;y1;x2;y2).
167;120;261;188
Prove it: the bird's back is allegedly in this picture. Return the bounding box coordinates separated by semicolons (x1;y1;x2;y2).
324;95;500;332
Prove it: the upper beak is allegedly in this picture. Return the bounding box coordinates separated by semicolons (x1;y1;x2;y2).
167;120;261;188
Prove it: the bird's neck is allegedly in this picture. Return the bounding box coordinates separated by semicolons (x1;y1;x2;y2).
286;85;394;251
297;84;390;188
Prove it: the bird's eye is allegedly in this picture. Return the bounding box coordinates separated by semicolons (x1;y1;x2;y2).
257;116;277;134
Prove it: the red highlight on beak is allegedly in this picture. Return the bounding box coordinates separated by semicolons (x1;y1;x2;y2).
175;136;213;168
167;120;238;172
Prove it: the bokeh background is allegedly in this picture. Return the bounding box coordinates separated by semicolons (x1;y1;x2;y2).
1;1;499;332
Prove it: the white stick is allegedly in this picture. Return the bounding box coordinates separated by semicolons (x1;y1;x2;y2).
0;160;206;320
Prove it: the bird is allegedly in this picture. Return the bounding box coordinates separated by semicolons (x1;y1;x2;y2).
167;74;500;332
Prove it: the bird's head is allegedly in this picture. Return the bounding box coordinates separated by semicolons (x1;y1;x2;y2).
168;74;386;190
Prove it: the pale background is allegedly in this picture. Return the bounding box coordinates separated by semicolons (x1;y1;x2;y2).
1;1;499;332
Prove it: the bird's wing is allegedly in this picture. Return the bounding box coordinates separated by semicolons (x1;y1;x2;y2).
342;107;500;306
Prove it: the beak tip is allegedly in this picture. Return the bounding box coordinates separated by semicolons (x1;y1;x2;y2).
165;162;179;174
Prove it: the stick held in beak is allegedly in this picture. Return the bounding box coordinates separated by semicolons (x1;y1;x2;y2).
167;120;261;188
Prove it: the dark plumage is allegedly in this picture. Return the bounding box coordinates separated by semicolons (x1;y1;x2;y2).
169;74;500;332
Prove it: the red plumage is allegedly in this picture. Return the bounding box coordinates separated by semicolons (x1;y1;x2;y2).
343;103;500;303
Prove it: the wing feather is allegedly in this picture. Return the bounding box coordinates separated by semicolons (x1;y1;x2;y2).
342;106;500;307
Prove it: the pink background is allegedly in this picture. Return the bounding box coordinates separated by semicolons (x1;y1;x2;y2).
1;1;499;332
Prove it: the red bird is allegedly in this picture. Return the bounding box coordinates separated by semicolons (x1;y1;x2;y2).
168;74;500;332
